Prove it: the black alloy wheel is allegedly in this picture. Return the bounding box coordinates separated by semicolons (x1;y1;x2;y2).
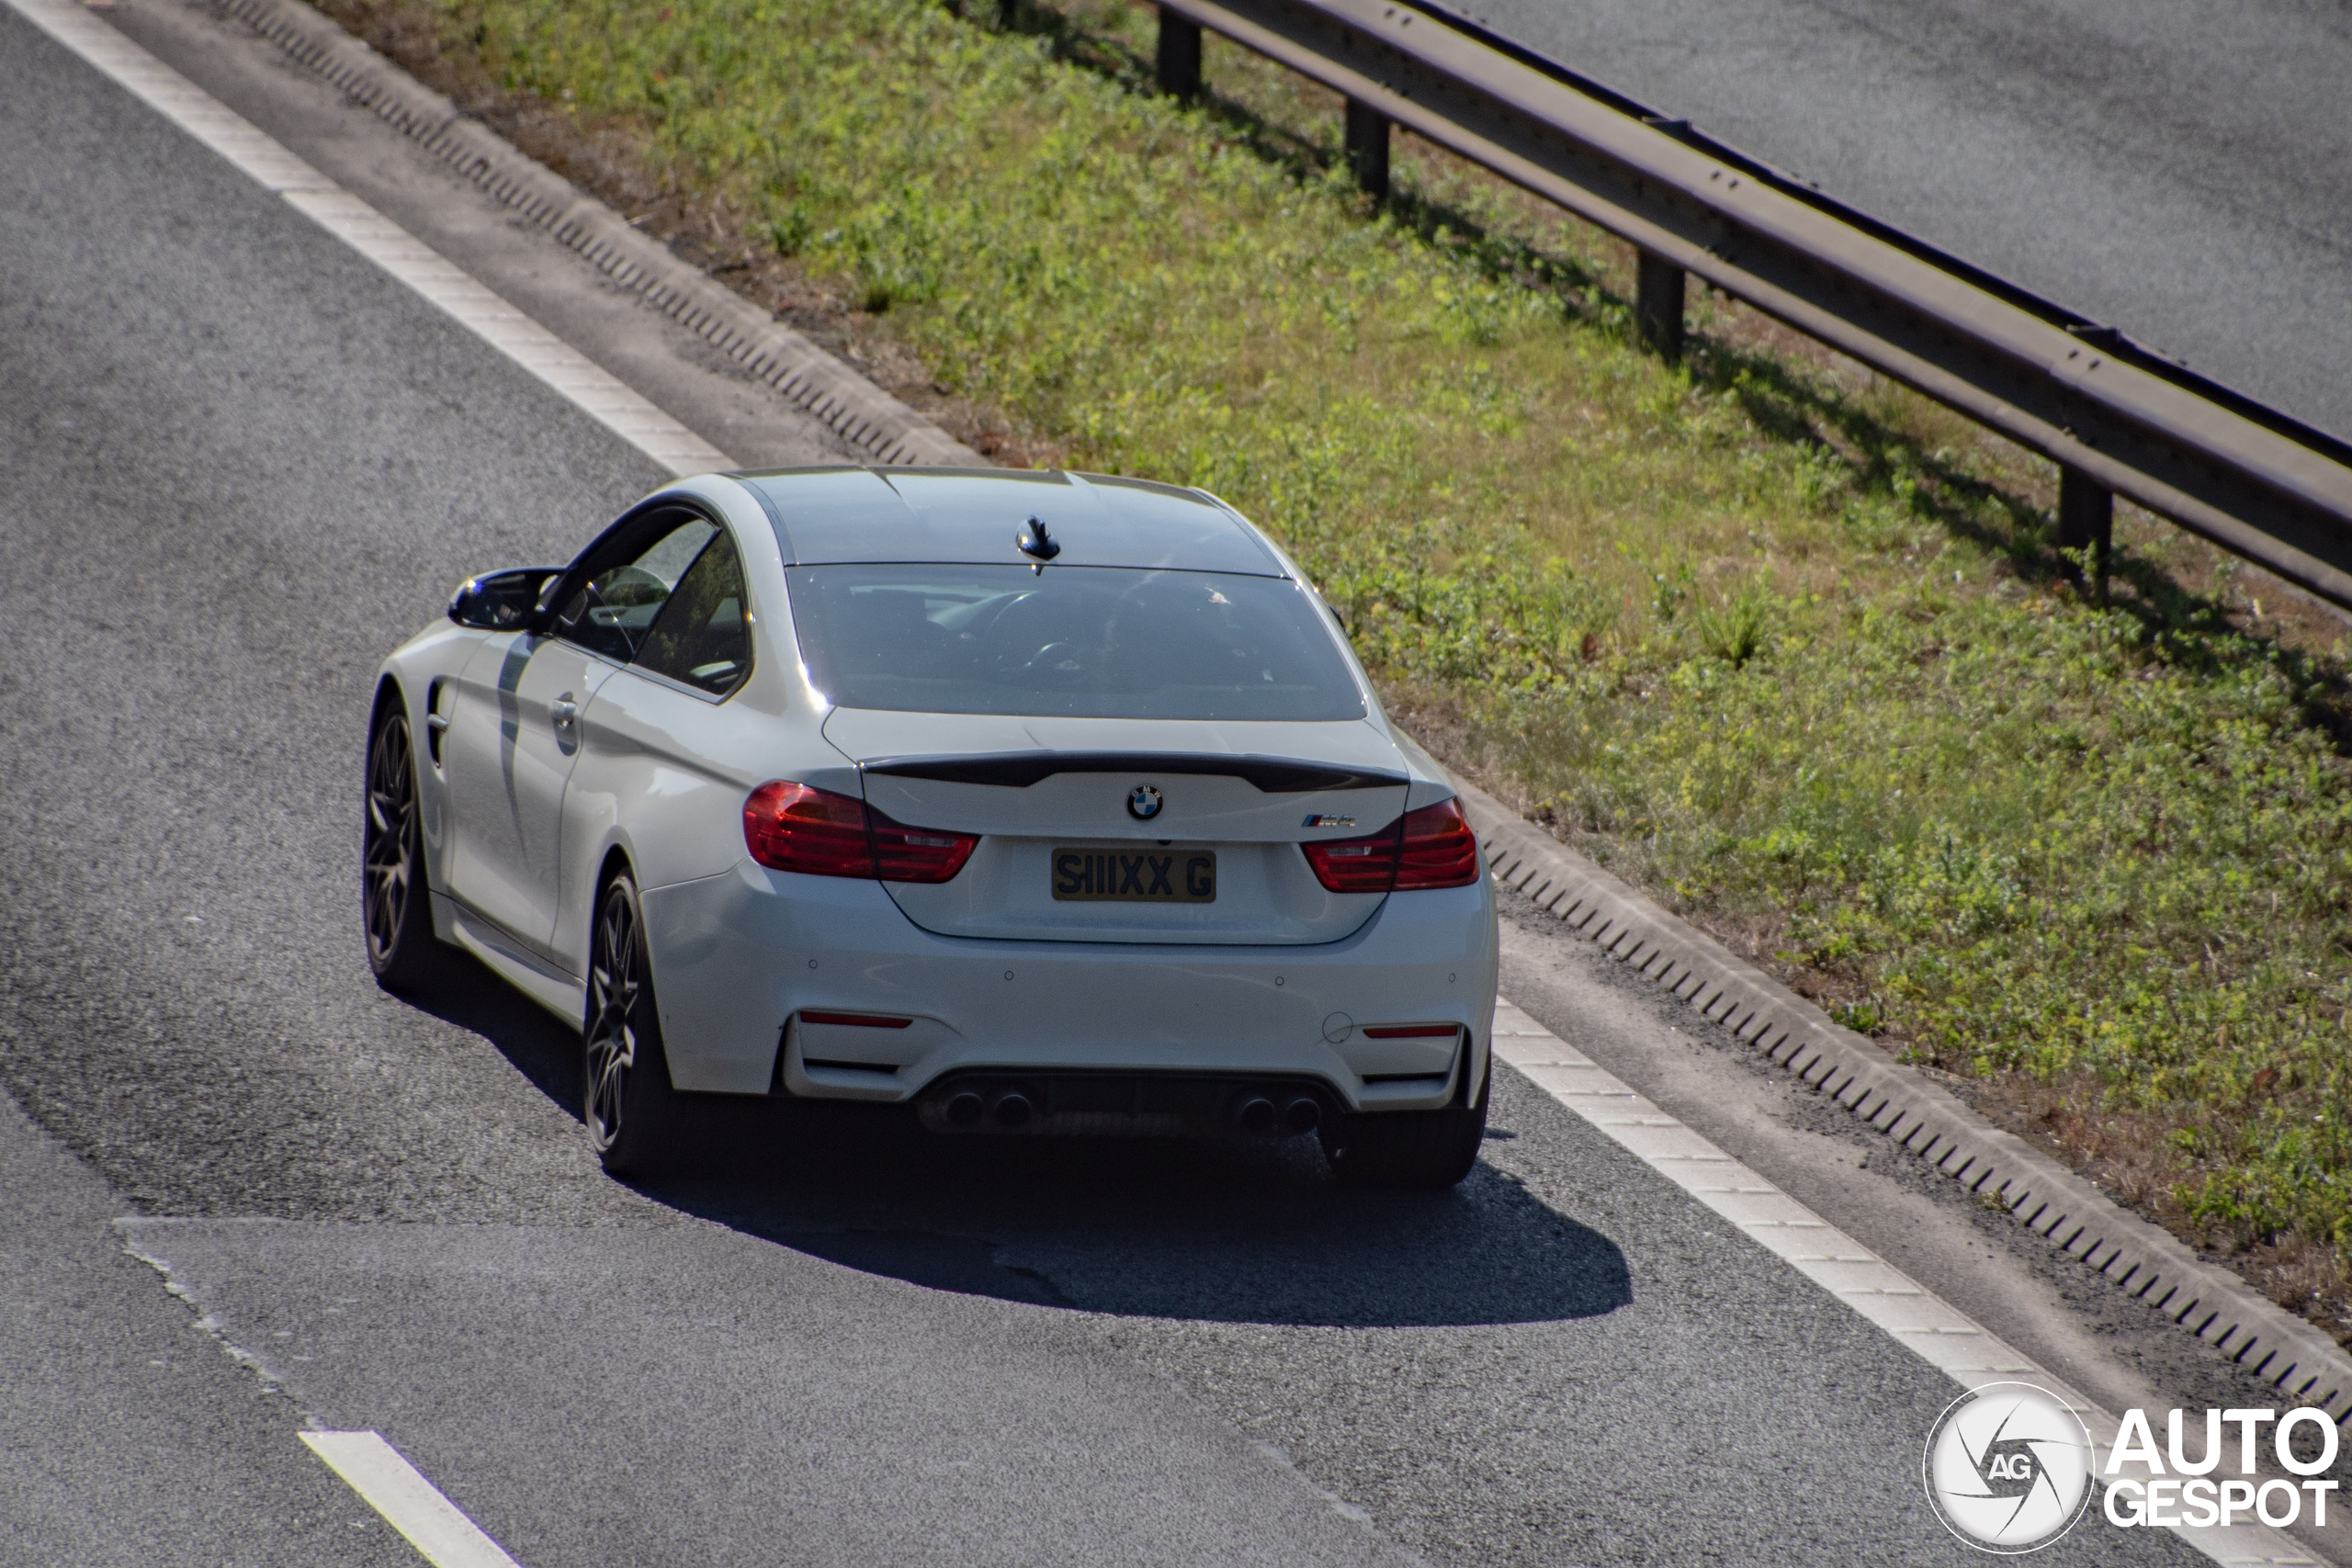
363;704;442;992
583;871;676;1175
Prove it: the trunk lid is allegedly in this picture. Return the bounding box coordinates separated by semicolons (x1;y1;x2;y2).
822;710;1409;944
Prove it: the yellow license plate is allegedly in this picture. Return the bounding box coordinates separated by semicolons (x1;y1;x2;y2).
1052;848;1216;902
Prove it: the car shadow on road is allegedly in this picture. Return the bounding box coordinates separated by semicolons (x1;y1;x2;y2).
413;965;1631;1330
400;948;589;1110
660;1100;1631;1331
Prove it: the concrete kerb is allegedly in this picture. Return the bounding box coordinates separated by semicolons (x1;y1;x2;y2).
208;0;983;469
171;0;2352;1435
1453;775;2352;1425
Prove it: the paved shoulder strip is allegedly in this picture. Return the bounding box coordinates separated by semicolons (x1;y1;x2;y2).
1456;774;2352;1426
301;1431;524;1568
202;0;981;469
6;0;731;479
1491;999;2314;1567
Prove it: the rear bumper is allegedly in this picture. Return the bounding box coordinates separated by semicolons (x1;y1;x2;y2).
639;856;1498;1112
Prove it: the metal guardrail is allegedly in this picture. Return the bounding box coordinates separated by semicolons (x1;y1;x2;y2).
1148;0;2352;610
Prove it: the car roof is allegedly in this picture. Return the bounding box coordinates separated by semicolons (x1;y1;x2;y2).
729;468;1286;577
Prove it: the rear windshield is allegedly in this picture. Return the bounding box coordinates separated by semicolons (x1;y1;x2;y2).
784;564;1366;721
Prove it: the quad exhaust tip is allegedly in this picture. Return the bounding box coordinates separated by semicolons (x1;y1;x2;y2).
919;1077;1327;1136
1235;1095;1321;1134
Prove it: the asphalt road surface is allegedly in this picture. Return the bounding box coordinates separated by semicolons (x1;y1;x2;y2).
1446;0;2352;444
0;6;2230;1565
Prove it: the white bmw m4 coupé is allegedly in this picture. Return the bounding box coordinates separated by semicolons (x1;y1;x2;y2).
365;468;1498;1186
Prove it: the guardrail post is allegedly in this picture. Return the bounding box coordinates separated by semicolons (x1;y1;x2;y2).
1634;251;1686;360
1156;8;1202;99
2056;466;2113;600
1343;98;1390;201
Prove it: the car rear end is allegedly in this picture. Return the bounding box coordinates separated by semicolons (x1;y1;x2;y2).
644;468;1498;1174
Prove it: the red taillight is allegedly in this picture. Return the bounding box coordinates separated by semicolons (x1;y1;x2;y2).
1301;797;1480;894
1395;797;1481;889
865;815;975;884
1301;826;1401;893
742;782;977;884
744;781;874;877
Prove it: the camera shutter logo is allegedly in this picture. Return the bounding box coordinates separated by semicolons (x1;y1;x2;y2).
1922;1382;2094;1553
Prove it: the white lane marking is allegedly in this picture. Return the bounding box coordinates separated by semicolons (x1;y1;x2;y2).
5;0;734;479
1492;998;2319;1566
301;1430;526;1568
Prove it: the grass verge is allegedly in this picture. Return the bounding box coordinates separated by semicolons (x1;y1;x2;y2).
315;0;2352;1333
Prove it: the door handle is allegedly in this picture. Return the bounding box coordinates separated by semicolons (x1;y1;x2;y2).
550;694;579;733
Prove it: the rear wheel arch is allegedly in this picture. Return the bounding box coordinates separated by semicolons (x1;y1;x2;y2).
559;835;639;980
594;844;636;902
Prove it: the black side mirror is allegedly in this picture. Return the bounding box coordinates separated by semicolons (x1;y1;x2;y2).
448;568;563;631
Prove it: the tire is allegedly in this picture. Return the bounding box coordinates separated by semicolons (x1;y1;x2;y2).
582;870;679;1177
363;703;446;994
1320;1060;1489;1190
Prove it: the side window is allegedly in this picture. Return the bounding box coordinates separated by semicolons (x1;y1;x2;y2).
634;527;752;697
550;516;718;662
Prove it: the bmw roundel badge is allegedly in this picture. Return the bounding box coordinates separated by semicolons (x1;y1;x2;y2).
1126;784;1164;821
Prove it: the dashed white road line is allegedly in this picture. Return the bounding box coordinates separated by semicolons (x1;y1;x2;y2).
1492;998;2318;1567
5;0;732;479
301;1430;525;1568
